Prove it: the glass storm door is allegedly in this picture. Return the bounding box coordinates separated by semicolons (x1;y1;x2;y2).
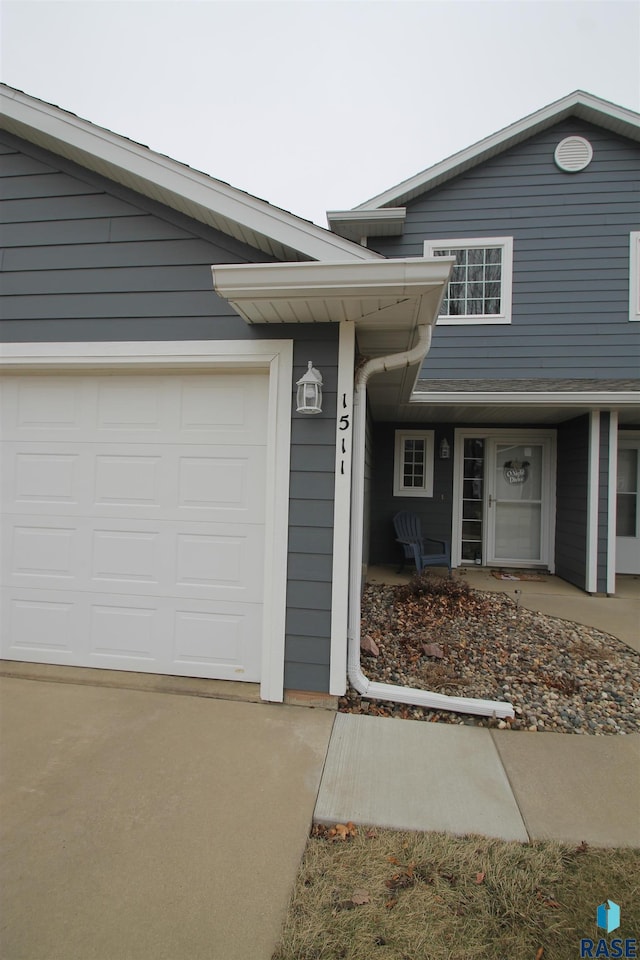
616;438;640;575
486;441;548;566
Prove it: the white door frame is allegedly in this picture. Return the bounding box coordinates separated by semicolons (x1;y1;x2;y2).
452;428;557;570
0;340;293;702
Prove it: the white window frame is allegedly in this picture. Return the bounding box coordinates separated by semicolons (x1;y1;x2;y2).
393;429;434;498
424;236;514;325
630;232;640;321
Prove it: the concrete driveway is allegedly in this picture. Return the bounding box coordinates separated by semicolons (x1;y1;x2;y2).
0;677;333;960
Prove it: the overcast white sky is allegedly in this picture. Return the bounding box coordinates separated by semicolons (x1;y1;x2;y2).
1;0;639;226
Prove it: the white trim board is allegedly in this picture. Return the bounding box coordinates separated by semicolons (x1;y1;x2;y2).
630;232;640;322
410;391;640;407
0;339;293;703
329;322;355;696
607;412;618;595
586;411;601;594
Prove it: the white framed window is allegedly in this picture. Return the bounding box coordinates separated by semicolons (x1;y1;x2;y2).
393;430;434;498
424;237;514;325
630;232;640;321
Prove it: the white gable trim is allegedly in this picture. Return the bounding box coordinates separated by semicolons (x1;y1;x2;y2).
0;84;379;264
354;91;640;211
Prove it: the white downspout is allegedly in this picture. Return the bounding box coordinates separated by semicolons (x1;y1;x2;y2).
347;324;514;720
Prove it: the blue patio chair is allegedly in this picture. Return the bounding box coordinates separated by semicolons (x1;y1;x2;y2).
393;511;451;575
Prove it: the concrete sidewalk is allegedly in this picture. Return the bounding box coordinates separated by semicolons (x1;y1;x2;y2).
315;713;640;848
0;677;333;960
317;568;640;850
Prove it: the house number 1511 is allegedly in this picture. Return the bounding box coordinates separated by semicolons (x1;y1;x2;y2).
339;393;350;475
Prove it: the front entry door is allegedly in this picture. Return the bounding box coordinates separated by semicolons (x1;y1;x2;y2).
486;440;550;567
616;435;640;575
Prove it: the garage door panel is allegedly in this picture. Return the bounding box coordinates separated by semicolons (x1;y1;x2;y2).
2;443;266;523
9;522;80;582
1;371;269;682
2;590;79;657
2;587;261;681
2;447;84;510
177;375;268;444
3;516;264;603
1;374;268;446
1;377;87;438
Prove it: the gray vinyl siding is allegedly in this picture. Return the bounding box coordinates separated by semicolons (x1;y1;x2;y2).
369;422;454;566
285;341;337;693
370;120;640;381
555;415;590;589
0;131;337;693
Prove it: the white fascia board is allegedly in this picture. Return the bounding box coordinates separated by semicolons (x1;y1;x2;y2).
409;391;640;407
356;91;640;210
0;85;379;264
212;257;455;303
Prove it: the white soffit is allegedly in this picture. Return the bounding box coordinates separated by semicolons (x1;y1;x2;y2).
0;84;380;264
211;258;454;327
354;91;640;211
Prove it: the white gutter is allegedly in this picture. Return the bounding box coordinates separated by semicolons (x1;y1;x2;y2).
347;325;515;720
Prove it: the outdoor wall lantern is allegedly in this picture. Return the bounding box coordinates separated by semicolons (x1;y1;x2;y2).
439;437;451;460
296;362;323;414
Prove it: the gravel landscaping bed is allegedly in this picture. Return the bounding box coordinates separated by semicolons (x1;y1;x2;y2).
339;574;640;734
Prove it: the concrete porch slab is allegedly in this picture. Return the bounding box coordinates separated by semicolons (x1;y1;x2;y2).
314;712;528;842
492;730;640;848
0;677;334;960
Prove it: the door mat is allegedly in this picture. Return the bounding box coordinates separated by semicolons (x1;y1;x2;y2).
491;571;547;582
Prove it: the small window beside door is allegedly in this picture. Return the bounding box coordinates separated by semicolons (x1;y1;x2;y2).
393;430;434;497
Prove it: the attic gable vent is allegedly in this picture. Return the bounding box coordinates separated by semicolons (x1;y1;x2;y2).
554;136;593;172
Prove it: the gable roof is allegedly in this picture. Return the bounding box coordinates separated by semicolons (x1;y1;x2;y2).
0;84;379;264
328;91;640;233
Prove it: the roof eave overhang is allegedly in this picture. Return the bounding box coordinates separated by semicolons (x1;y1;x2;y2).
211;257;454;326
0;84;380;264
212;258;454;413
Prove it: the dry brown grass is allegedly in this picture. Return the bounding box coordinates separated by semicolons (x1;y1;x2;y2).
273;829;640;960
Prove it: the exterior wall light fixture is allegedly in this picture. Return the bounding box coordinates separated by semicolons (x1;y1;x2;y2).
296;362;323;414
439;437;451;459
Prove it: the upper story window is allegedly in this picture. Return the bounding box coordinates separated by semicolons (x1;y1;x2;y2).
424;237;514;325
630;232;640;322
393;430;434;498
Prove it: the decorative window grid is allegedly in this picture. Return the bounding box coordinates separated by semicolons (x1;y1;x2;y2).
424;237;514;325
393;430;434;498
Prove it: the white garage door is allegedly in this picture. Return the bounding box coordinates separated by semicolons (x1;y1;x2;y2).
1;371;268;681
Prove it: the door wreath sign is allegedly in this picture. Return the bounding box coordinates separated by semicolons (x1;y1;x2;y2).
503;460;530;484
